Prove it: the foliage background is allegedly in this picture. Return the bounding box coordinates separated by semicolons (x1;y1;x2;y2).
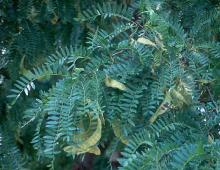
1;0;220;169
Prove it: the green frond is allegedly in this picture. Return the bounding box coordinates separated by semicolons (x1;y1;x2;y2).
0;128;25;170
7;64;68;104
170;144;204;170
87;28;111;51
166;17;187;42
41;79;81;158
78;2;132;22
118;84;143;126
7;46;76;104
118;130;154;170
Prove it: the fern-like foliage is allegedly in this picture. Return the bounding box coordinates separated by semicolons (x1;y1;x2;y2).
1;0;220;169
0;127;25;170
78;2;132;22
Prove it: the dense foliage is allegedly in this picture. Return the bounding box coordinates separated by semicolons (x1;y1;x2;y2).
1;0;220;169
